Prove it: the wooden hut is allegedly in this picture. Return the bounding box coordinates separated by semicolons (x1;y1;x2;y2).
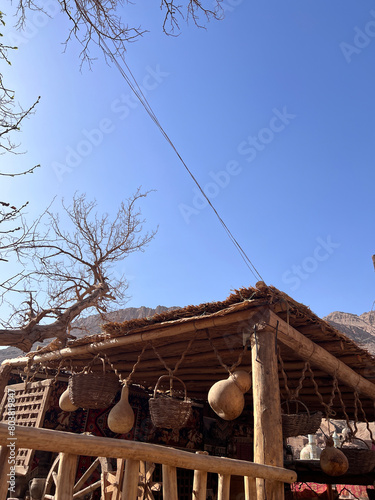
1;281;375;500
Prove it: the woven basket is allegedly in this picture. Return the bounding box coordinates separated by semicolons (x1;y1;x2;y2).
69;364;120;409
281;400;322;438
149;375;192;430
341;438;375;475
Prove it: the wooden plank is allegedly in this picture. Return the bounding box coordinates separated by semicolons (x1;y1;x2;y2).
217;474;230;500
192;451;208;500
252;329;284;500
55;452;77;500
0;424;297;483
121;459;140;500
162;464;178;500
266;309;375;400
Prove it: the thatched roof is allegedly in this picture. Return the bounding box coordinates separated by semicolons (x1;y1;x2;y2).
3;282;375;422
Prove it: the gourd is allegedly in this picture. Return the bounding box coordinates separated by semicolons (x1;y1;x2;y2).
107;384;134;434
208;370;251;421
319;437;349;476
59;388;79;412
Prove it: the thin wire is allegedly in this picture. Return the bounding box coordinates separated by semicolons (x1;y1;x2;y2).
99;36;264;282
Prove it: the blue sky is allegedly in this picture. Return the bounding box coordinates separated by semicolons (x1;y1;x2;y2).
1;0;375;320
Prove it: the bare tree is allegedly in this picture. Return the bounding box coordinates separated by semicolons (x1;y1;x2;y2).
12;0;223;65
0;189;156;351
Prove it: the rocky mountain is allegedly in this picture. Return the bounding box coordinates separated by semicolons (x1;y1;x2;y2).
0;305;177;365
323;310;375;354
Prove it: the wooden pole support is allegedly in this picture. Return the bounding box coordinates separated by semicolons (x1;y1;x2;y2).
217;474;231;500
192;451;208;500
0;446;11;500
121;459;140;500
244;476;257;499
55;452;77;500
252;328;284;500
162;464;178;500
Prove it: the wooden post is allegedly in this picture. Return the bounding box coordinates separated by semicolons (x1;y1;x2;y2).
251;327;284;500
192;451;208;500
121;459;140;500
0;365;12;403
217;474;231;500
244;476;257;499
55;452;77;500
162;464;178;500
0;445;11;500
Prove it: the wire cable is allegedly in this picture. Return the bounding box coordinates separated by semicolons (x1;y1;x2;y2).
100;36;264;282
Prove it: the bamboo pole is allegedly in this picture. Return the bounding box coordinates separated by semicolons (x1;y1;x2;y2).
266;309;375;400
217;474;231;500
162;464;178;500
1;307;265;367
0;424;297;483
244;476;257;499
192;451;208;500
121;459;140;500
55;453;77;500
252;328;284;500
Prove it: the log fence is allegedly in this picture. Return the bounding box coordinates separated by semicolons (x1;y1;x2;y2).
0;423;296;500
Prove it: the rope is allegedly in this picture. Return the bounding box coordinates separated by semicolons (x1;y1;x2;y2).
205;329;249;374
356;392;375;444
277;347;292;401
150;332;198;376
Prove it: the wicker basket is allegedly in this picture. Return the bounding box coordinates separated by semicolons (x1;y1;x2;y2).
341;438;375;475
281;400;322;438
149;375;192;430
69;367;120;410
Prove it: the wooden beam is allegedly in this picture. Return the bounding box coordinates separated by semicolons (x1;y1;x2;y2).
122;459;140;500
266;309;375;400
55;453;77;500
252;328;284;500
162;465;178;500
192;451;208;500
0;424;296;484
0;365;12;404
1;306;266;368
217;474;231;500
244;476;257;499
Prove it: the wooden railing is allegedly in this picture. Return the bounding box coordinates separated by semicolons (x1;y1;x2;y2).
0;423;297;499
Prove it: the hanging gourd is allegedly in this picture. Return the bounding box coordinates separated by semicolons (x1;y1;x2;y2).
59;388;79;412
208;370;251;420
107;384;135;434
320;436;349;476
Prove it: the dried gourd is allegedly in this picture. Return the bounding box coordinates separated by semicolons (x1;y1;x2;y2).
107;384;134;434
59;388;79;412
320;437;349;476
208;370;251;420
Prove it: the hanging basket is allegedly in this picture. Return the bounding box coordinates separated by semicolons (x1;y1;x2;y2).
281;400;322;438
69;358;120;409
149;375;192;430
341;438;375;475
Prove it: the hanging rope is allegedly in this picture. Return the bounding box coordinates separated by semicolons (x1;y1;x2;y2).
205;329;249;374
355;392;375;444
102;344;148;385
150;332;198;377
306;362;337;419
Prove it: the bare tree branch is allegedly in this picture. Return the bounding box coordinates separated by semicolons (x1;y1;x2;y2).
0;189;157;351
